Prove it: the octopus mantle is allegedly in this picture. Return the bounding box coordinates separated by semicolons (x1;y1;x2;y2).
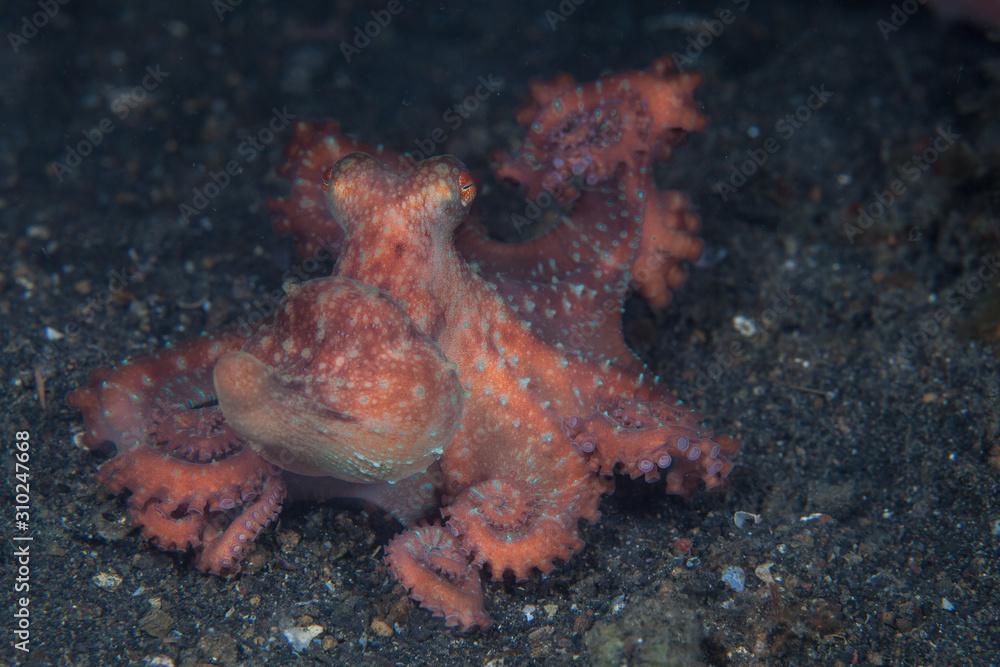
69;58;739;629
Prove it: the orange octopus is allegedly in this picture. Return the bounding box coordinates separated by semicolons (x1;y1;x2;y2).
69;57;739;629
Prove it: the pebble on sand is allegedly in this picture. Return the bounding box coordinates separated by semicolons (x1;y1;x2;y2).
283;624;324;651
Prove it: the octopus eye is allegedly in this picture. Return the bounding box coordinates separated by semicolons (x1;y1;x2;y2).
458;171;476;207
321;167;334;190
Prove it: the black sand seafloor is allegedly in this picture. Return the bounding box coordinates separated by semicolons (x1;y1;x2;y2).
2;0;999;665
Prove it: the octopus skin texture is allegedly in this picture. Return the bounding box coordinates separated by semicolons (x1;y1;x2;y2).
69;57;740;630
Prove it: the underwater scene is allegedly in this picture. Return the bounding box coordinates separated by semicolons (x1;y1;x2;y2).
3;0;999;665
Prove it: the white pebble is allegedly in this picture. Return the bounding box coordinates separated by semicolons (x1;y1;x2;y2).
92;572;122;590
144;656;176;667
283;624;324;651
732;315;757;337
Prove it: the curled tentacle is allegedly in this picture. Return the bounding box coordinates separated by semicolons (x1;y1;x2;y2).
385;525;489;630
196;474;286;575
94;417;279;572
149;404;243;463
128;500;205;553
488;58;706;312
71;331;284;573
68;334;243;452
97;445;276;515
443;477;604;581
562;400;739;495
495;57;705;204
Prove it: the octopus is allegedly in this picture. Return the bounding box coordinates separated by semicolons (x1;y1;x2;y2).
69;57;739;629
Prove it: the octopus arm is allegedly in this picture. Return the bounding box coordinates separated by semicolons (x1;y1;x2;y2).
68;333;243;454
463;57;706;311
495;57;705;204
469;185;656;367
96;428;280;574
128;499;206;553
196;474;286;575
623;184;705;309
98;445;276;515
442;476;607;582
562;399;740;495
385;525;490;629
462;179;704;312
70;330;283;573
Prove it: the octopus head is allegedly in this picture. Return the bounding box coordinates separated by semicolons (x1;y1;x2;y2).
324;152;476;243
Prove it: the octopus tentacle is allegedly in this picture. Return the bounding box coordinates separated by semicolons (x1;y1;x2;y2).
562;400;739;494
628;187;705;308
97;444;277;515
68;333;243;451
496;57;705;204
149;404;243;463
196;474;286;575
443;477;605;581
71;330;287;573
479;57;706;312
128;500;205;552
385;524;489;630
